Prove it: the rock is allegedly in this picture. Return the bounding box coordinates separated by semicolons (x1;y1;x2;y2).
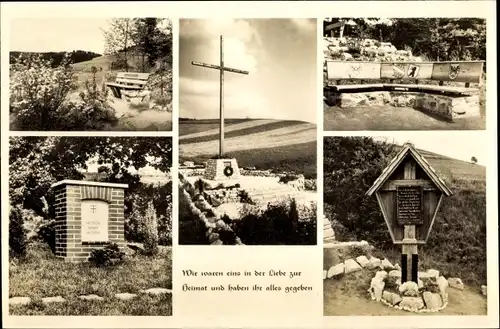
323;270;327;280
42;296;66;304
423;291;443;310
374;270;388;281
327;263;345;278
140;288;171;295
400;296;425;310
448;278;464;290
394;263;401;271
388;270;401;278
427;269;440;279
344;258;362;274
79;294;105;301
370;278;385;301
341;52;353;60
381;258;395;270
399;281;419;297
208;233;220;244
355;255;370;268
367;256;381;269
418;279;424;289
9;297;31;306
115;293;137;301
436;276;449;301
382;291;402;305
481;285;487;296
211;239;223;245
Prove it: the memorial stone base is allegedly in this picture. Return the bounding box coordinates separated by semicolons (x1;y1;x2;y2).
325;91;480;122
204;158;241;182
51;180;128;262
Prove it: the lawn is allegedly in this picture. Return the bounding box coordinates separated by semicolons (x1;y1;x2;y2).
179;118;254;136
9;242;172;316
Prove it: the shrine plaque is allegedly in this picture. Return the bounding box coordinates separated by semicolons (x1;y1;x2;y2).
397;186;423;225
81;200;109;242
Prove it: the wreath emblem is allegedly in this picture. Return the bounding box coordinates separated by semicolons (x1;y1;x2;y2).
449;64;460;80
223;166;234;177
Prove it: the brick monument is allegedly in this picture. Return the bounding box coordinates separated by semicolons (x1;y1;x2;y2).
51;180;128;262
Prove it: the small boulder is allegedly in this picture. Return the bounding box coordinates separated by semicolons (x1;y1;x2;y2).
481;285;487;296
115;293;137;301
427;269;440;279
374;270;388;281
79;294;105;301
355;255;370;268
344;259;362;274
42;296;66;304
422;291;443;310
400;296;425;310
399;281;419;297
9;297;31;306
381;258;395;270
448;278;464;290
327;263;345;278
323;270;327;280
370;279;385;301
394;263;401;271
367;256;381;269
382;291;402;305
388;270;401;278
436;276;449;301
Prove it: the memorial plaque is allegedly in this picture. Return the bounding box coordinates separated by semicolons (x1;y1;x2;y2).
81;200;109;242
397;186;423;225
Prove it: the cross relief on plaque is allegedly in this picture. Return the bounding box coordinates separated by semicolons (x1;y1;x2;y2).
81;200;109;242
191;35;250;158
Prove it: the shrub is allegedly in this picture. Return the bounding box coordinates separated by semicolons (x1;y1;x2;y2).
178;185;209;245
279;174;299;184
9;206;27;258
143;201;159;256
238;190;254;204
88;243;125;267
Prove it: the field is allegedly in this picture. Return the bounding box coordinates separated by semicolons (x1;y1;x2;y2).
179;119;317;178
9;242;172;316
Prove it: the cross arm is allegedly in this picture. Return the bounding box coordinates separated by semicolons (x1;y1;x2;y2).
191;61;249;75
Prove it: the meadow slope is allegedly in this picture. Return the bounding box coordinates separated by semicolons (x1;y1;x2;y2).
179;119;317;178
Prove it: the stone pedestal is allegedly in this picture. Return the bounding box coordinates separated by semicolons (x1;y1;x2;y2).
204;158;241;181
51;180;128;262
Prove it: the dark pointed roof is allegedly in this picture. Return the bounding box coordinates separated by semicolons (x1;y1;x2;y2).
366;142;453;197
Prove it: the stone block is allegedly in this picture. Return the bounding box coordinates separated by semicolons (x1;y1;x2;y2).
400;296;425;310
423;291;443;310
9;297;31;306
367;256;381;269
344;258;362;274
355;255;370;268
327;263;345;278
448;277;464;290
381;258;395;270
399;281;419;297
382;291;402;305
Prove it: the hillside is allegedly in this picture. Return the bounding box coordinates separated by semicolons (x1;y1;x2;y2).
70;54;115;71
179;119;317;178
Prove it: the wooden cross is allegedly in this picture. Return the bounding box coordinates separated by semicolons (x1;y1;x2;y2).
191;35;249;158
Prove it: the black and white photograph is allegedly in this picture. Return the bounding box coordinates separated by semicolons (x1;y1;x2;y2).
9;18;173;131
177;19;317;245
8;137;172;315
323;135;487;315
323;18;487;131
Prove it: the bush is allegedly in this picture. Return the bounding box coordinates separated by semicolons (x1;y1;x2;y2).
178;185;209;245
279;174;300;184
9;206;27;258
143;201;159;256
238;190;254;204
233;199;316;245
88;243;125;267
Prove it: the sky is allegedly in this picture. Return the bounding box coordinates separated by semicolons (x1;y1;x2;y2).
10;18;109;54
373;132;488;166
179;19;317;123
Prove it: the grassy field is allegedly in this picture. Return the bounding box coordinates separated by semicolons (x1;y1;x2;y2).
9;242;172;316
179;118;317;178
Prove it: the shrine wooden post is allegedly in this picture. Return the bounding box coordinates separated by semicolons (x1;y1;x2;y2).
366;143;452;283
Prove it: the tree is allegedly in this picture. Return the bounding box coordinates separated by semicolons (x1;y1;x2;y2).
102;18;134;71
471;156;478;164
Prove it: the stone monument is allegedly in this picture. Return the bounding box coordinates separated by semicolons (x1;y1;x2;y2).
366;143;452;283
191;35;249;183
51;180;128;262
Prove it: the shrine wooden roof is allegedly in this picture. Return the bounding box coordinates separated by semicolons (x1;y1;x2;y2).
366;143;453;197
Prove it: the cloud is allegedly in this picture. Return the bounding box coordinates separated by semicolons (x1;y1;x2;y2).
289;18;316;33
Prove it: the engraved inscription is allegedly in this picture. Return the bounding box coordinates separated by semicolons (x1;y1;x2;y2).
397;186;423;225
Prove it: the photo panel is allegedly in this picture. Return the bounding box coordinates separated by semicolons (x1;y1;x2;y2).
322;18;487;131
178;18;318;246
9;18;173;131
323;134;487;316
8;136;173;316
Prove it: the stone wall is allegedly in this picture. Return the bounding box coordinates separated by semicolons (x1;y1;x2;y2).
53;182;126;262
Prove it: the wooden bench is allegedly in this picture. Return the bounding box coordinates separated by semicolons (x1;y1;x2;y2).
325;60;484;96
106;72;150;99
